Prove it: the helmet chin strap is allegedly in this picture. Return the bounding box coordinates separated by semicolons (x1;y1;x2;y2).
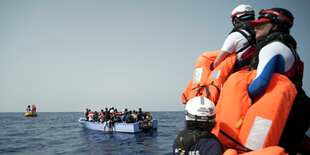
232;19;236;26
232;18;240;26
231;17;238;26
268;22;276;34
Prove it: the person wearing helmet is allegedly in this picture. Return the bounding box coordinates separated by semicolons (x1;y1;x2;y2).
173;97;223;155
248;8;310;154
213;4;256;71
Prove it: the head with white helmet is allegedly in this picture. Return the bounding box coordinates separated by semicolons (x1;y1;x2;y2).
231;4;255;26
185;97;216;132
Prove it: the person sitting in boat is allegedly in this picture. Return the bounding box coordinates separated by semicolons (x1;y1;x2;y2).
84;108;89;121
125;111;135;123
26;105;31;112
109;108;113;114
248;8;310;154
132;110;138;122
139;112;154;131
112;111;121;123
137;108;146;121
145;112;153;122
114;109;120;115
121;109;128;122
110;107;115;113
99;109;105;123
93;111;98;122
88;109;94;122
173;97;223;155
213;4;256;72
32;105;36;112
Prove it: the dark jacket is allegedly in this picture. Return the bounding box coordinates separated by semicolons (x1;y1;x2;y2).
173;130;223;155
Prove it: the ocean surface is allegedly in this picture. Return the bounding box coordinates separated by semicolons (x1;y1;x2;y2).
0;111;185;155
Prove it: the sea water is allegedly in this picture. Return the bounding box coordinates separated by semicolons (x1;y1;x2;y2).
0;111;184;155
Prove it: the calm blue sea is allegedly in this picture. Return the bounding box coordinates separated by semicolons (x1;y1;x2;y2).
0;111;184;155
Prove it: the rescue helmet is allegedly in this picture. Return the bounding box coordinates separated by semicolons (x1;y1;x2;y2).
185;96;215;122
250;8;294;29
231;4;255;24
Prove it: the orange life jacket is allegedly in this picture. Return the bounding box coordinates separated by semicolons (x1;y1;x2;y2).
213;70;297;152
182;51;236;104
223;146;288;155
32;105;36;111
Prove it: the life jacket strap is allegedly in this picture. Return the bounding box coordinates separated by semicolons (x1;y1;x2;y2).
234;116;245;129
192;84;210;98
208;81;220;94
289;47;303;87
191;81;220;99
182;93;188;103
219;129;252;152
235;30;254;55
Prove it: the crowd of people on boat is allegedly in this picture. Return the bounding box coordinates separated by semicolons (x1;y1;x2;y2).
84;107;153;124
174;4;310;155
25;104;36;113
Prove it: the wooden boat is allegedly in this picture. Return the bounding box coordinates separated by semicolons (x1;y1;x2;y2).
79;118;158;133
25;111;37;117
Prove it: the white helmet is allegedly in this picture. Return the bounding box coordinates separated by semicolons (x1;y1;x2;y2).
185;97;215;122
231;4;255;21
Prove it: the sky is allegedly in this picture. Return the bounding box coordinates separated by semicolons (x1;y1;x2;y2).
1;0;310;112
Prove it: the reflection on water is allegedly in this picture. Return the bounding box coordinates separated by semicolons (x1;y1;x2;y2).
83;128;158;142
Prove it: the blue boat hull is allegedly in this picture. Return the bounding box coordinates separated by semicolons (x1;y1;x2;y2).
79;118;158;133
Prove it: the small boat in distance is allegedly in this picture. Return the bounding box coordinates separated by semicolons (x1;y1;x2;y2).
79;118;158;134
25;104;37;117
25;111;37;117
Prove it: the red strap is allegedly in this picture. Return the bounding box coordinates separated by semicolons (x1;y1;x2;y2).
260;10;293;26
231;11;246;19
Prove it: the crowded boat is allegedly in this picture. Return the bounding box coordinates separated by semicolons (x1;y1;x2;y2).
79;107;157;133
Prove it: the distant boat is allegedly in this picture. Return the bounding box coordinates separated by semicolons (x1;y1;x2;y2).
25;111;37;117
79;118;158;133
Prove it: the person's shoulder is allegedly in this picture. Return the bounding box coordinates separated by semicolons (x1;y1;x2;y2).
236;29;251;36
189;138;222;154
267;41;287;47
199;137;221;145
226;31;248;42
262;41;290;53
228;31;243;38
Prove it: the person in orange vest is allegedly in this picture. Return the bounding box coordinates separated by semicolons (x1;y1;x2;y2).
32;105;36;112
99;109;105;123
248;8;310;154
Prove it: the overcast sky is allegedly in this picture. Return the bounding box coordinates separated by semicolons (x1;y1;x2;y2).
1;0;309;112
